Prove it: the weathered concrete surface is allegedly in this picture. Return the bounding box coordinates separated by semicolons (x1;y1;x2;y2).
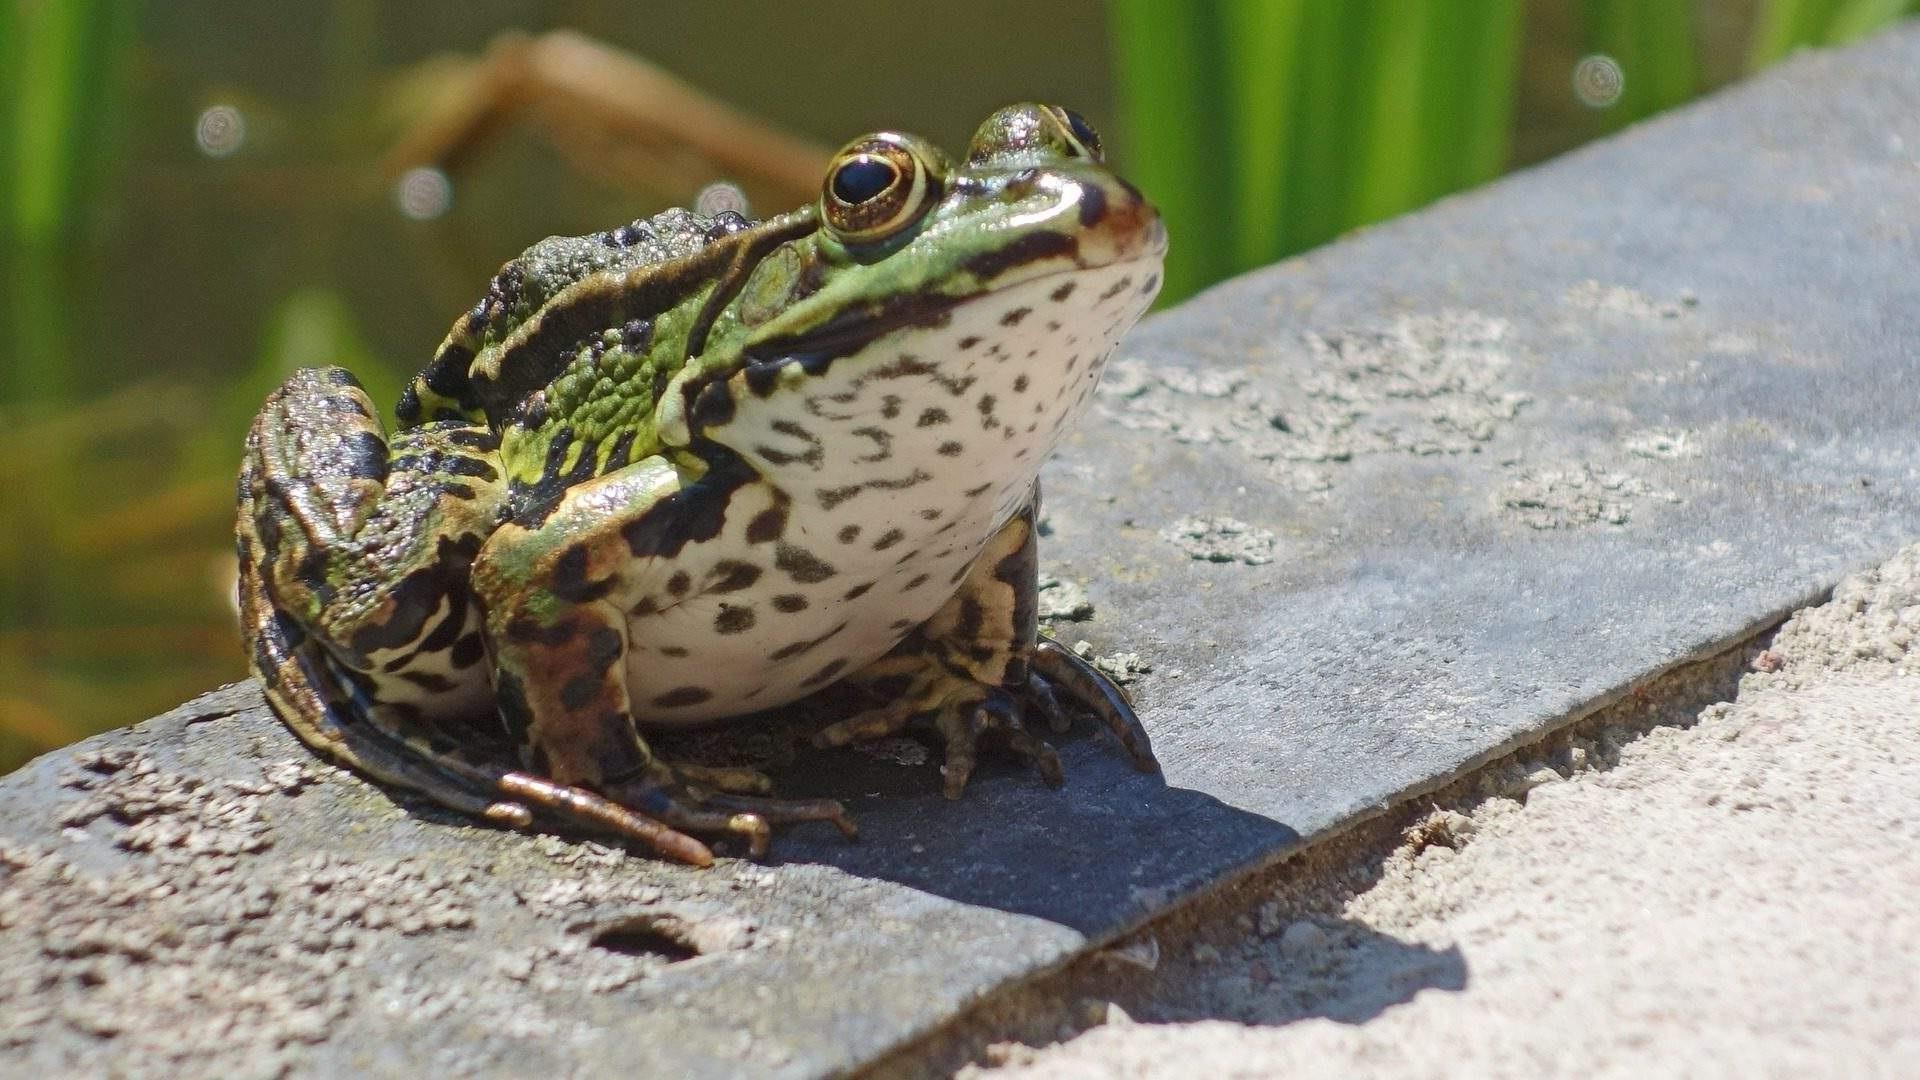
972;546;1920;1078
4;25;1919;1078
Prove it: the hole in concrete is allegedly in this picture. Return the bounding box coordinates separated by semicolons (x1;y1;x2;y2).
586;914;702;963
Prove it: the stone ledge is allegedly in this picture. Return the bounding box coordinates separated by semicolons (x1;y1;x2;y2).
4;23;1919;1078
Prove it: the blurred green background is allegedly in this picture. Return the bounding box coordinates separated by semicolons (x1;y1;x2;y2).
2;0;1912;772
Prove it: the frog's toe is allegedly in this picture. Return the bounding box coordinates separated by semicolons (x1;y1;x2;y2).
820;669;1075;796
812;702;918;748
934;691;1063;799
494;771;717;866
649;803;775;858
672;762;777;796
1030;639;1159;773
602;775;857;859
699;792;860;841
815;644;1159;797
1023;669;1073;734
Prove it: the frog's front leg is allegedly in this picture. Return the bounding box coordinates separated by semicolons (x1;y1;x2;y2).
471;455;855;865
815;494;1160;797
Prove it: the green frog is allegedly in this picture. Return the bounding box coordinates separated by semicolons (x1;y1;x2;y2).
237;104;1164;866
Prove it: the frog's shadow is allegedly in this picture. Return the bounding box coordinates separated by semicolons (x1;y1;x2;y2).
722;710;1305;937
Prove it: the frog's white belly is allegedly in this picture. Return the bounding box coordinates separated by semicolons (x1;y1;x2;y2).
619;262;1154;727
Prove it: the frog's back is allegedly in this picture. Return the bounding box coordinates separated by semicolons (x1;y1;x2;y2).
395;207;759;432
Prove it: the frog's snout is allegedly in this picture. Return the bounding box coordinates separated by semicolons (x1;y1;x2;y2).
1135;207;1170;259
1073;174;1166;267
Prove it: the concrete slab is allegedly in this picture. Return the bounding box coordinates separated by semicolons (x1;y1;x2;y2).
3;24;1918;1078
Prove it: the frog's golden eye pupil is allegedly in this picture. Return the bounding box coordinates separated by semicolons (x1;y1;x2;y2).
831;157;898;205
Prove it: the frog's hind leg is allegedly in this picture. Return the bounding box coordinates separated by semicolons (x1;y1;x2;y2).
236;556;533;827
240;566;718;861
238;367;530;828
815;492;1160;796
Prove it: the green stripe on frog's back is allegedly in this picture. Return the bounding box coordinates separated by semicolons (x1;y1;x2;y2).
452;210;820;525
395;207;812;431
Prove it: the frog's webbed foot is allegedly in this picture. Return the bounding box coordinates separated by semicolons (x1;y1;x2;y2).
814;668;1065;798
815;641;1154;797
931;688;1065;798
395;743;852;865
489;766;856;865
813;495;1159;797
672;762;777;795
608;772;859;857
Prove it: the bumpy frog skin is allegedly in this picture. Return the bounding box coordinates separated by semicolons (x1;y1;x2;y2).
237;104;1164;865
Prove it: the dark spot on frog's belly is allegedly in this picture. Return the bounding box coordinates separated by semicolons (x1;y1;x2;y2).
774;543;837;584
651;686;713;708
768;620;849;661
707;560;762;593
800;657;850;688
449;634;486;668
746;501;789;544
714;604;756;635
690;381;736;430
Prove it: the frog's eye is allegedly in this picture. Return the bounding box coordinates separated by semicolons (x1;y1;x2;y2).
1045;106;1104;163
821;134;943;245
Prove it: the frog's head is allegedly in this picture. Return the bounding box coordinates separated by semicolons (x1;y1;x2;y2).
741;103;1161;358
808;102;1162;291
674;104;1164;450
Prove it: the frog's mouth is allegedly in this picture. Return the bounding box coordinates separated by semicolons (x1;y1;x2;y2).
737;247;1161;377
737;169;1166;373
679;251;1161;445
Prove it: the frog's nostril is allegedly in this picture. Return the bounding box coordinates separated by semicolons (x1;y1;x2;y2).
1002;168;1042;199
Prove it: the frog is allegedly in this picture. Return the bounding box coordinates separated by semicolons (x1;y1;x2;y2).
236;103;1165;866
